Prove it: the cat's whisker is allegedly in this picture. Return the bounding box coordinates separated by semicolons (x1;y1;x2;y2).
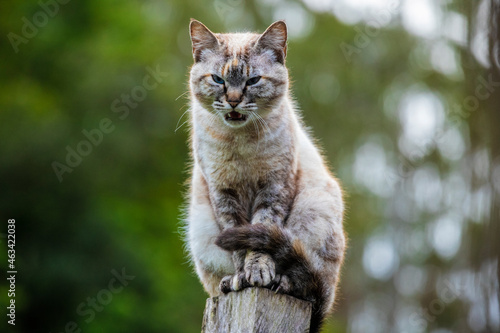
175;90;190;101
175;107;191;133
175;119;190;132
250;113;261;153
259;116;271;133
252;113;266;135
254;112;271;133
252;112;269;145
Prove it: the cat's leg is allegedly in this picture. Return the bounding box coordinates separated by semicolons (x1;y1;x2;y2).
209;187;252;292
251;178;294;227
187;167;235;296
245;178;295;287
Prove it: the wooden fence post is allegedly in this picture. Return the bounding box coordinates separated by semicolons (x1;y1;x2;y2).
201;287;312;333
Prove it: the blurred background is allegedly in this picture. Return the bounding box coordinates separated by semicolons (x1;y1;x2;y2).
1;0;499;332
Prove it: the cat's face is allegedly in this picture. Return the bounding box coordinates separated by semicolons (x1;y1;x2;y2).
189;20;289;128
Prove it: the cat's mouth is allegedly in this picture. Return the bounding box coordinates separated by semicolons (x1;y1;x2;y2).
224;111;248;122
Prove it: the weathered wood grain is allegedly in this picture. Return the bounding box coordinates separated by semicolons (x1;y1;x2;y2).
202;287;312;333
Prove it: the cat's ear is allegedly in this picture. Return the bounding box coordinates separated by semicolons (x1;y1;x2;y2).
189;19;220;63
255;20;287;64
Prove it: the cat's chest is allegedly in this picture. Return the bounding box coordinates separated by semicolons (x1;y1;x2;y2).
194;118;294;188
202;144;267;187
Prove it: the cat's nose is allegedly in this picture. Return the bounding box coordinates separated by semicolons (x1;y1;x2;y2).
227;100;240;108
226;91;242;109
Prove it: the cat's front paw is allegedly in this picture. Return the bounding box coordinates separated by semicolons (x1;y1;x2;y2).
244;251;275;287
270;274;291;293
219;273;248;293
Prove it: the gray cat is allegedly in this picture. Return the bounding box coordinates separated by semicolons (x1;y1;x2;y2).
185;19;346;332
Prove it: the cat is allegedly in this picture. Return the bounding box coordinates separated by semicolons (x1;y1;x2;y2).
185;19;346;332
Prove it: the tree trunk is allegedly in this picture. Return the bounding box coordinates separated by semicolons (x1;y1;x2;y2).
202;287;312;333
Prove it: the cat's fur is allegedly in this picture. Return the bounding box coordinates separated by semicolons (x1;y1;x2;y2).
185;19;346;332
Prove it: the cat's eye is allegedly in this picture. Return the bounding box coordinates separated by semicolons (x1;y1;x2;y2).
211;74;225;84
246;76;261;86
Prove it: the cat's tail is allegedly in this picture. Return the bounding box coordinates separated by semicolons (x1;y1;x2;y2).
215;224;328;333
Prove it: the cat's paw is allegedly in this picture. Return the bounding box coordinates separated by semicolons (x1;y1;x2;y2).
244;251;275;287
219;273;248;293
270;274;291;293
219;275;233;294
